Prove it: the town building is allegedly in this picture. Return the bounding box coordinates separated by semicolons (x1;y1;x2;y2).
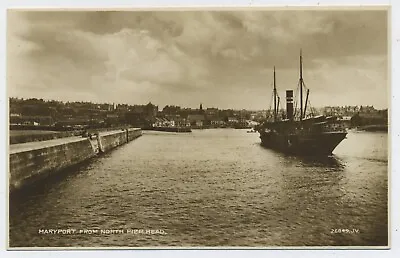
188;114;205;127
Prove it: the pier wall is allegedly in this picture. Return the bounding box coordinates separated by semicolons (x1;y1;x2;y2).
127;128;142;141
9;128;142;192
9;137;95;191
97;130;128;153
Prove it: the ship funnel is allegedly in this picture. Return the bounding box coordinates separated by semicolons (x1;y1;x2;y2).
286;90;294;120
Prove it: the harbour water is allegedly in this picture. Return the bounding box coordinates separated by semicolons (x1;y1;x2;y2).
9;129;388;247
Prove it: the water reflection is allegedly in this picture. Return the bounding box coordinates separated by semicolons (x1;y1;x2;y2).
297;155;345;170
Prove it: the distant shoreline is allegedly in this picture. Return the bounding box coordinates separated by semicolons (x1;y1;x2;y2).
355;124;388;133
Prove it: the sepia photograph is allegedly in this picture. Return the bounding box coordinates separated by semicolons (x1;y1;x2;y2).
7;6;389;249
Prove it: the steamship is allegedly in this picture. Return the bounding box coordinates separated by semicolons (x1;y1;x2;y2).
257;51;347;155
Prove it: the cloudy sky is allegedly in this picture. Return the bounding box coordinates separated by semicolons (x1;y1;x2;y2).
7;9;388;110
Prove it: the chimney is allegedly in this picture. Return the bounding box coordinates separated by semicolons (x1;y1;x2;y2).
286;90;294;120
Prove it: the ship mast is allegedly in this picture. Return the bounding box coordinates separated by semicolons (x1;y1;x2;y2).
304;89;310;118
273;66;277;122
300;49;303;121
277;96;280;117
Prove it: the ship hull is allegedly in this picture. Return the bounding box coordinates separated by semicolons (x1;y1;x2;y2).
260;131;347;155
